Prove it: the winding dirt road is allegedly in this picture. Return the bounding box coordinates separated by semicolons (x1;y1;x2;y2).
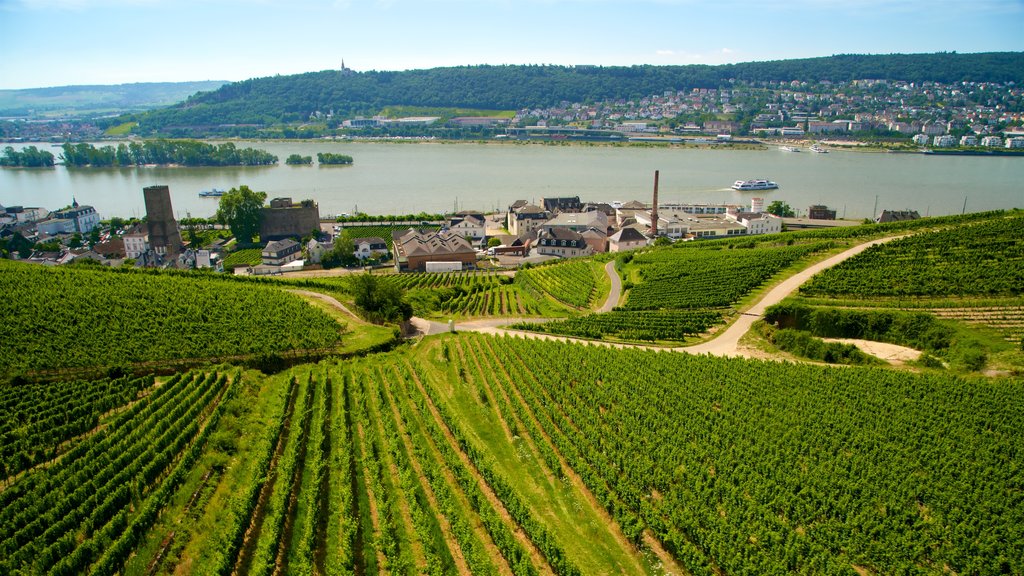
409;235;903;358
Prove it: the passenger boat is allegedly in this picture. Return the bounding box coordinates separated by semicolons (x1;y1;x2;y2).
779;145;802;152
810;144;829;153
198;188;226;197
731;179;779;191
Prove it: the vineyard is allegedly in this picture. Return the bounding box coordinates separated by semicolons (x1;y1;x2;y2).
801;214;1024;298
2;334;1021;574
512;310;723;342
4;211;1024;575
0;261;344;376
514;260;600;309
220;248;263;269
373;271;545;318
336;224;440;248
0;374;152;480
0;370;234;575
624;242;830;310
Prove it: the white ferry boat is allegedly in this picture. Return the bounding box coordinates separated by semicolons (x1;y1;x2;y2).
198;188;226;197
779;145;802;152
810;144;829;153
731;179;779;191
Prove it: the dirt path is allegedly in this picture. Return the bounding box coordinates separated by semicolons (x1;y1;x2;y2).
822;338;922;364
410;235;904;359
681;236;902;357
289;289;362;322
598;260;622;313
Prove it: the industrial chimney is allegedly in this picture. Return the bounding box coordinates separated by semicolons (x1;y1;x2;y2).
650;170;659;237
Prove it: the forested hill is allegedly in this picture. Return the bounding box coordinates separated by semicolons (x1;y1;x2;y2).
134;52;1023;131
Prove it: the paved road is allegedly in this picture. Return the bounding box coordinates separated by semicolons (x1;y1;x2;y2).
598;260;621;313
408;235;902;359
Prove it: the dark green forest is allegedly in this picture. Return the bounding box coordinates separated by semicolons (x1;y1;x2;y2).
127;52;1024;134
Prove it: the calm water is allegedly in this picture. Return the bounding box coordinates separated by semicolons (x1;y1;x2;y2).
2;140;1022;220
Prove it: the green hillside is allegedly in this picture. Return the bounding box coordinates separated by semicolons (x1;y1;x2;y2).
130;52;1024;133
0;261;343;377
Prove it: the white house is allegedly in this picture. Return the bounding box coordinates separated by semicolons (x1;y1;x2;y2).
448;213;486;244
960;135;978;147
1006;137;1024;149
262;238;302;266
608;227;649;252
981;136;1003;147
932;135;955;147
912;134;929;145
53;200;100;233
123;228;150;259
535;227;593;258
306;238;332;264
352;236;389;260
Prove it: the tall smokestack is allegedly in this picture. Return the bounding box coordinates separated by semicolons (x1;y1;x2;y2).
651;170;659;237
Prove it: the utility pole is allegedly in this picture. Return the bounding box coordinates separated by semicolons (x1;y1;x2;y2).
962;196;968;215
872;195;878;220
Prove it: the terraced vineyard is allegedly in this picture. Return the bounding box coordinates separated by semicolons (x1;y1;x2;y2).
0;261;344;377
801;214;1024;298
336;224;440;248
220;248;262;269
625;242;829;310
515;260;600;309
512;310;723;342
929;306;1024;346
378;271;543;317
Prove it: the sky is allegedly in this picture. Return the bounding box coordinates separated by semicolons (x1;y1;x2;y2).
1;0;1022;90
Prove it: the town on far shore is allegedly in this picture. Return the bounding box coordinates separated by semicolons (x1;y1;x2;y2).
1;173;924;276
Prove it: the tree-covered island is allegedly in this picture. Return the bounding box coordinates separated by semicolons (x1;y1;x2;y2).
59;140;277;167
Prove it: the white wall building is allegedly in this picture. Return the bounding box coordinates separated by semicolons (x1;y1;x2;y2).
123;230;150;259
932;135;955;147
1006;137;1024;149
448;213;486;243
726;211;783;235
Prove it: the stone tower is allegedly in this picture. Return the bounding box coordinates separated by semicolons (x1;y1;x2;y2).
143;185;182;257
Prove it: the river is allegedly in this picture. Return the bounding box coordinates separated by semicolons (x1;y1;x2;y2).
2;140;1022;220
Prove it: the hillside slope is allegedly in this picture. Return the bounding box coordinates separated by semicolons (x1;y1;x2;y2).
132;52;1024;131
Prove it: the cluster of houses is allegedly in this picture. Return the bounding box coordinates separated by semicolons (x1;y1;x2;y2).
360;194;794;273
502;195;783;256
